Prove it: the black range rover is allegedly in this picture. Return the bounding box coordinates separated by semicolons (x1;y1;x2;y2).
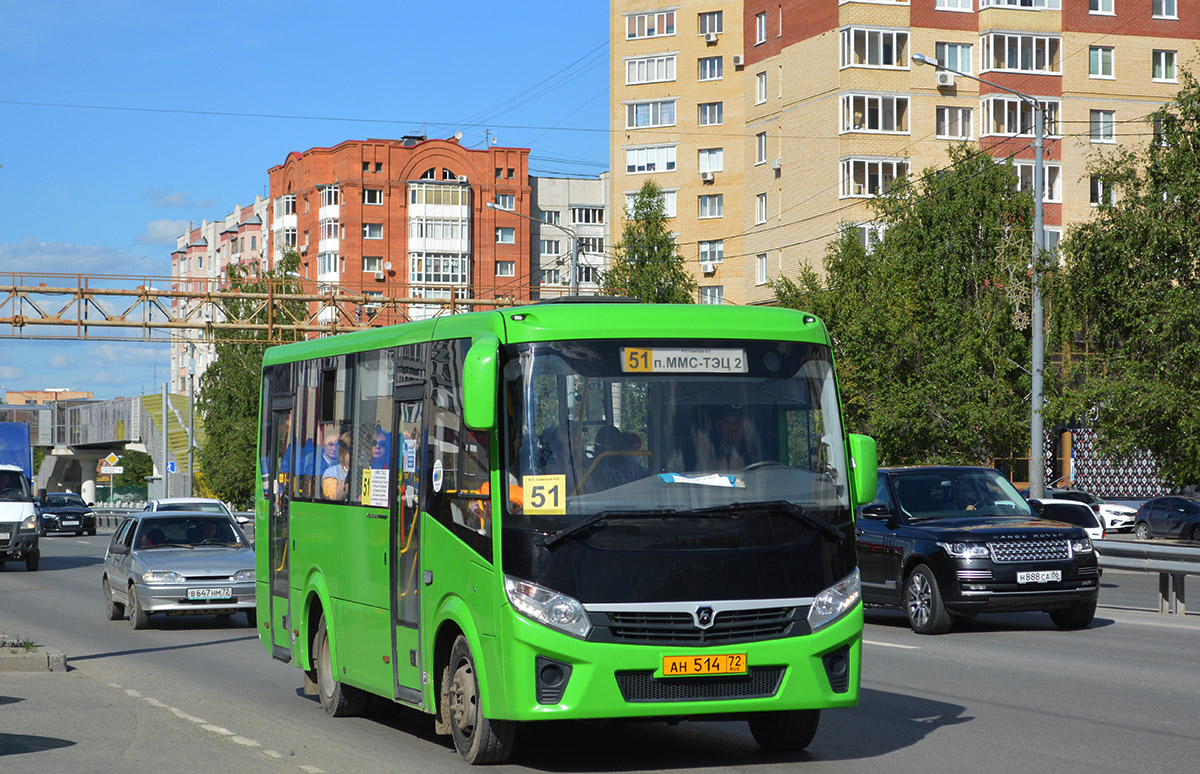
856;466;1099;634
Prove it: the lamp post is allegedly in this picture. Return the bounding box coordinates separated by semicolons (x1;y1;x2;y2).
485;201;580;296
912;52;1046;498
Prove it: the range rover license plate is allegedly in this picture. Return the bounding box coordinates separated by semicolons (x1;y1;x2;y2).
188;587;233;600
662;653;747;677
1017;570;1061;584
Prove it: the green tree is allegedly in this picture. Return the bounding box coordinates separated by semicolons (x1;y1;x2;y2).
1046;69;1200;486
601;180;697;303
774;144;1034;466
112;449;153;490
197;252;306;508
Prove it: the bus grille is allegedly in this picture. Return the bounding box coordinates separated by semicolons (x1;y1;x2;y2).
989;539;1071;563
605;607;794;644
615;666;785;703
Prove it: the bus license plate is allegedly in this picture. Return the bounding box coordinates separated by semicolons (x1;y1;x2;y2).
1017;570;1060;584
188;587;233;600
662;653;747;677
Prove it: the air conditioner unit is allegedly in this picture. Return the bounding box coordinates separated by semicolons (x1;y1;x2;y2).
373;271;385;281
732;54;744;67
704;32;718;43
771;157;782;171
701;261;716;275
935;71;955;88
299;244;308;254
699;170;715;182
458;175;468;182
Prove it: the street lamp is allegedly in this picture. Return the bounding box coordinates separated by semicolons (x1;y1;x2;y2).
485;201;581;296
912;52;1047;498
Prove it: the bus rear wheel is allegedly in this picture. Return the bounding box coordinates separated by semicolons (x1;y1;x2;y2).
446;635;515;764
748;709;820;752
314;614;367;718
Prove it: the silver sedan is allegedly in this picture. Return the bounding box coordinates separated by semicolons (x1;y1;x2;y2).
102;512;256;630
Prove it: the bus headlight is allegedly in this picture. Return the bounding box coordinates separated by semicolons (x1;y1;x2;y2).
504;575;591;639
807;569;861;632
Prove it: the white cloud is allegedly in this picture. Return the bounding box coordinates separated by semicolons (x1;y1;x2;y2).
0;234;169;275
145;189;215;210
138;218;189;245
0;365;25;380
48;354;72;369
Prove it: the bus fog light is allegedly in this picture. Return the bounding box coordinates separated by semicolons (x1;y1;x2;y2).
807;569;860;632
505;575;591;639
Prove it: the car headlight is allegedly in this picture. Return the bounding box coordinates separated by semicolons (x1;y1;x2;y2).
1071;537;1094;555
504;575;591;639
20;515;38;532
234;569;255;583
142;571;184;584
85;512;96;519
938;541;991;559
807;569;861;632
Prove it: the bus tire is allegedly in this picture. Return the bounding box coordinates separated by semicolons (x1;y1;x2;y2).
748;709;820;752
447;635;515;764
315;614;366;718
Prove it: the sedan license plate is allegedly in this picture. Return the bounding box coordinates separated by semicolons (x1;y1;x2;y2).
0;531;9;540
662;653;747;677
187;587;233;600
1017;570;1061;584
62;520;79;526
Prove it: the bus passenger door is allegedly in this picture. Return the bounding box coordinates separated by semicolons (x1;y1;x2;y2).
268;402;294;661
390;384;424;705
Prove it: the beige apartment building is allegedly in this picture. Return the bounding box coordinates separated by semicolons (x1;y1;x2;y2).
611;2;748;305
613;1;1198;306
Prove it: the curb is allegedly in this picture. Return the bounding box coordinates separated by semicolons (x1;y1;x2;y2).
0;649;68;673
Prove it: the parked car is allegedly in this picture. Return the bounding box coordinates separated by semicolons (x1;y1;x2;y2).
37;492;97;536
858;466;1099;634
1132;497;1200;542
1028;498;1105;542
101;511;256;629
1019;487;1136;532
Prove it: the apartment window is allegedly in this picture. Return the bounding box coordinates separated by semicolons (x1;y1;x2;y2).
1089;46;1114;78
496;261;515;277
577;265;598;285
540;209;560;226
936;106;973;139
539;240;559;256
700;286;724;305
699;11;722;35
626;190;677;218
756;193;767;224
699;148;724;173
935;42;972;75
626;10;675;39
317;252;337;275
980;0;1059;7
756;254;768;285
1090;0;1113;13
1090;175;1116;206
494;193;514;210
374;162;383;173
626;99;677;129
362;256;383;273
627;145;677;174
856;223;887;252
840;158;909;198
699;56;723;81
983;97;1060;137
363;188;383;205
495;228;515;244
841;94;909;133
578;237;605;254
1153;50;1177;82
1090;110;1116;143
1153;0;1176;18
699;240;724;263
539;269;561;286
275;194;296;217
363;223;383;240
1012;161;1062;202
319;185;341;208
936;0;971;9
698;194;723;219
698;102;723;126
755;72;767;104
756;133;767;164
756;13;766;44
362;162;370;172
981;33;1061;75
571;207;604;224
320;219;341;241
251;236;257;251
626;55;676;85
1153;115;1176;146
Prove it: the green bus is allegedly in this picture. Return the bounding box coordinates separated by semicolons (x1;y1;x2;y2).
255;299;876;764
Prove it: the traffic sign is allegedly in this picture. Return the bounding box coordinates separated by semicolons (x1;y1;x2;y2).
104;453;120;466
167;461;177;473
101;466;124;475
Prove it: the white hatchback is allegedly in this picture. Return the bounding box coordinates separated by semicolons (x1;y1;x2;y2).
1029;498;1105;542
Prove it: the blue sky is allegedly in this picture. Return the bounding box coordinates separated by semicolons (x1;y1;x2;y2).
0;0;609;401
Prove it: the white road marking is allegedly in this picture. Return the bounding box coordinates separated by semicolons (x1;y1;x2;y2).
300;767;327;774
202;725;235;736
169;707;207;724
864;639;919;650
231;736;261;747
263;750;283;759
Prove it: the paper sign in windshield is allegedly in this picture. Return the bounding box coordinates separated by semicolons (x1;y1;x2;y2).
622;347;747;374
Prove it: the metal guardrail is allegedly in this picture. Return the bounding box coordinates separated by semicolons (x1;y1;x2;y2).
1096;539;1199;615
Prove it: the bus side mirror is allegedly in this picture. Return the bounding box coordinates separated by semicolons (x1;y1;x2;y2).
847;434;877;509
463;335;499;431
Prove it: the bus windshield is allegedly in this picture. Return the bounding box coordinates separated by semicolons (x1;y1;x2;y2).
501;339;849;532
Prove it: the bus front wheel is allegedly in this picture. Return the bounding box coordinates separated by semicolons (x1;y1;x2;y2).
314;614;367;718
445;635;515;764
748;709;820;752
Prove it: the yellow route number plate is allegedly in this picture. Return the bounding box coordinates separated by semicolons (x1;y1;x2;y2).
662;653;747;677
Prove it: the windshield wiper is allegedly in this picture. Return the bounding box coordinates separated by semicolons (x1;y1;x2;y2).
147;542;193;550
538;508;680;549
693;499;847;542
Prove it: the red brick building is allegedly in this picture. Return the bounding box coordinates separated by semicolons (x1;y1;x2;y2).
267;136;534;324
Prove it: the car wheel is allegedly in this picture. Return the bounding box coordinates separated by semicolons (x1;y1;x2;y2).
748;709;820;752
103;577;125;621
129;585;150;630
24;551;39;572
1135;522;1151;541
445;634;515;764
1050;599;1096;630
87;528;96;536
904;564;953;635
315;614;367;717
1189;524;1200;543
245;609;257;628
